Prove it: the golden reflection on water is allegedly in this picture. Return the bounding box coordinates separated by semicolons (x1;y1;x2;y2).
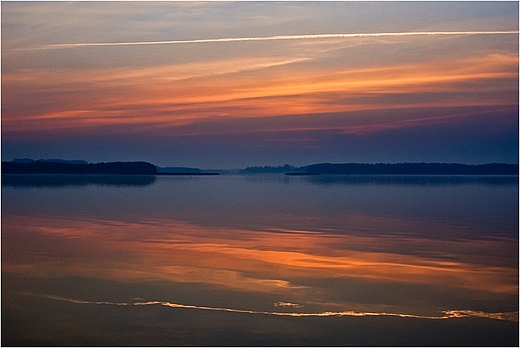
3;212;517;306
2;176;518;346
22;293;519;323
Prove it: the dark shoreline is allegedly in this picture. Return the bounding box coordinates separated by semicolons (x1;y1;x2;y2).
155;172;220;176
3;160;518;176
1;161;158;175
286;163;518;176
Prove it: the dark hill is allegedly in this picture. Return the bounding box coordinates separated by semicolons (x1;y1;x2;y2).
2;161;158;175
287;163;518;175
240;164;297;174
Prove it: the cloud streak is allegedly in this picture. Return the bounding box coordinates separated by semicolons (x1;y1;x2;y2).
19;30;519;51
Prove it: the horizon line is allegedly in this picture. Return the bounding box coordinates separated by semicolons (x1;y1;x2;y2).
4;159;519;168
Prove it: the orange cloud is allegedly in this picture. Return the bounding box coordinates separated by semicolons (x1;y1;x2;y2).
2;52;517;137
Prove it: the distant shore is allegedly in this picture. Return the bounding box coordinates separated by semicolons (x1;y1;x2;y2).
2;159;518;176
2;161;158;175
285;163;518;176
155;172;220;176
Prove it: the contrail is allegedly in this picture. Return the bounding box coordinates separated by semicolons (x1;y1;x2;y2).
19;30;519;51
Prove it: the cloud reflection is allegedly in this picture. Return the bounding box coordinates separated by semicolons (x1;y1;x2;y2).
31;293;519;323
3;213;517;297
274;302;304;308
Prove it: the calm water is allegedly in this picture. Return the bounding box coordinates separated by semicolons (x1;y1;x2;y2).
2;174;518;346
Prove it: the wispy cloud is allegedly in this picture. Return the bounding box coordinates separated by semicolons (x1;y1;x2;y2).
2;51;516;138
17;30;519;51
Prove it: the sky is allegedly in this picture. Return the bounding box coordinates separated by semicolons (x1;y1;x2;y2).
1;1;519;169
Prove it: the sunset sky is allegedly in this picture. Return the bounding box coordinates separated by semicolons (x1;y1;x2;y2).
2;1;518;168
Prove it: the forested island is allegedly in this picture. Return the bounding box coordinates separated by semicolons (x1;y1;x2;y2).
2;159;222;176
2;160;158;175
2;159;518;176
285;163;518;175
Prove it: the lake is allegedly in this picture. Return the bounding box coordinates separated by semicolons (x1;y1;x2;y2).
2;174;518;346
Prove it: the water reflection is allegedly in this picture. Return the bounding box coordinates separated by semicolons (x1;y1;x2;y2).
3;211;517;314
302;174;519;186
25;293;520;322
2;175;518;345
1;174;156;187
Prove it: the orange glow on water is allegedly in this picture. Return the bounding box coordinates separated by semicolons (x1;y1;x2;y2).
24;293;519;323
3;213;517;296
